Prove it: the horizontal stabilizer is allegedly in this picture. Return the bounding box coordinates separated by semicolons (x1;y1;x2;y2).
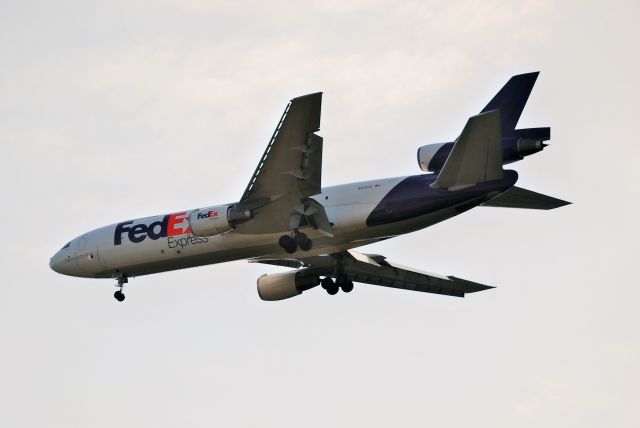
482;186;571;210
433;110;503;189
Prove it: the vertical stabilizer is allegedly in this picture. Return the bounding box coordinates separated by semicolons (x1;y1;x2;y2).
432;110;503;189
481;72;539;137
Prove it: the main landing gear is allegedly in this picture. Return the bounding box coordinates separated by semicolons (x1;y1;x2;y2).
113;271;128;302
321;276;354;295
278;232;312;254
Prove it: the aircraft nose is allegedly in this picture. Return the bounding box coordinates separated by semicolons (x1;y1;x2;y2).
49;251;68;274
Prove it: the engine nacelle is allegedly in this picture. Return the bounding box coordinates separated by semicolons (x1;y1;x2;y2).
189;204;251;237
417;142;450;172
417;127;550;172
257;271;320;301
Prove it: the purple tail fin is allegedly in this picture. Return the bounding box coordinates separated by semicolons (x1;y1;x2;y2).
481;72;539;137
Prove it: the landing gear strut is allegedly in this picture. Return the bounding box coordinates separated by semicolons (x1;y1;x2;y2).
278;232;312;254
113;271;128;302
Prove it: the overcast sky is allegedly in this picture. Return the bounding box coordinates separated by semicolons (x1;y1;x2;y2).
1;1;639;427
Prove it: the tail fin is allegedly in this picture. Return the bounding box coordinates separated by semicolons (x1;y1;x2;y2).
481;72;539;137
482;186;571;210
432;110;503;189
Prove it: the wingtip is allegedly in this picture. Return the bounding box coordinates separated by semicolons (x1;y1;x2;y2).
290;92;323;102
448;276;496;293
547;198;572;209
461;284;495;297
513;71;540;78
504;71;540;85
471;283;496;292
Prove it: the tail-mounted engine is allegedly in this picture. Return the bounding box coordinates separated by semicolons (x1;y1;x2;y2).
418;127;550;172
189;204;252;237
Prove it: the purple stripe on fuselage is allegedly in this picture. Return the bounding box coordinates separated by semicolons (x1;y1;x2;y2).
366;170;518;227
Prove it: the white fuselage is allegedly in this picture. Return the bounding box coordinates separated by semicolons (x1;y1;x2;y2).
49;175;468;280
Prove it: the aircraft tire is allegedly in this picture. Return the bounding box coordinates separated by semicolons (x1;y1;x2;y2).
114;290;125;302
341;280;354;293
294;233;312;252
299;239;312;251
278;235;297;254
326;284;339;295
321;276;334;290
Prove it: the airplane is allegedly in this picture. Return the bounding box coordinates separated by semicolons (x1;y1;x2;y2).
49;72;570;302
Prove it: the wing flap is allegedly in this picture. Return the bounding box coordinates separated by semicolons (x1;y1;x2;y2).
235;93;326;235
241;93;323;203
345;257;494;297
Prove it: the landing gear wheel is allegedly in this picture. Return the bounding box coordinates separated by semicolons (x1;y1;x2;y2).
294;232;313;252
321;277;334;290
324;276;340;295
278;235;297;254
112;271;128;302
340;280;354;293
336;277;353;293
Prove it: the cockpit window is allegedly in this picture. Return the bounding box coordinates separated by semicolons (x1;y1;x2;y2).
62;242;71;250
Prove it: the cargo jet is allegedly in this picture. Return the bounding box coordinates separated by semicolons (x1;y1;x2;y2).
50;72;569;302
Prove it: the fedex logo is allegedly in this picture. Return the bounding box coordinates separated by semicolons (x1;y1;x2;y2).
114;212;191;245
197;210;219;219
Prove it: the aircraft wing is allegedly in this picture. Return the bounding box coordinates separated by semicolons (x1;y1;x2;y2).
251;250;494;298
235;93;329;235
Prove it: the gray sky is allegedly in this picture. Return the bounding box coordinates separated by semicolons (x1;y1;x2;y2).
1;1;639;427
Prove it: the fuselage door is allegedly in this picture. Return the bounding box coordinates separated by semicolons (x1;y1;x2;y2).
72;235;100;274
77;235;86;250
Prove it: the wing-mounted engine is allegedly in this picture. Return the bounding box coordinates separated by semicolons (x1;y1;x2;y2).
189;204;252;237
256;270;320;301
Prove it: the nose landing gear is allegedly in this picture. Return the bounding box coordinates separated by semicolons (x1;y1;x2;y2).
112;271;128;302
